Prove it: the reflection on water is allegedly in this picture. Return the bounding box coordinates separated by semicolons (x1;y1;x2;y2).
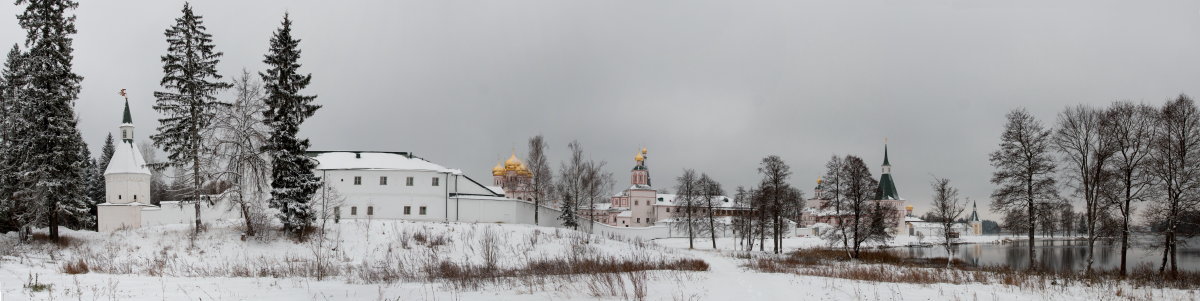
890;236;1200;272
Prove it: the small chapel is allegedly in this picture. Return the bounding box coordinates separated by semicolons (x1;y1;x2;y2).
96;97;154;233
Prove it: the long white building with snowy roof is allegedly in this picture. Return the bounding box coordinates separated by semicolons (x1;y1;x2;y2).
309;151;548;223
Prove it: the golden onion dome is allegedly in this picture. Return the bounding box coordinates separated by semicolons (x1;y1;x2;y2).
905;205;913;211
817;176;823;185
505;153;521;169
641;147;648;154
492;162;505;176
635;152;645;162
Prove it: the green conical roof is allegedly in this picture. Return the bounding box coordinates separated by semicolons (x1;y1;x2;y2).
122;98;132;124
876;173;899;200
969;200;980;222
876;143;899;200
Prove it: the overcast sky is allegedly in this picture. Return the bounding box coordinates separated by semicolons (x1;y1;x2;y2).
3;0;1199;220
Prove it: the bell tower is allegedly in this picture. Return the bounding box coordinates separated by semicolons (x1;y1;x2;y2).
631;148;650;187
120;96;134;143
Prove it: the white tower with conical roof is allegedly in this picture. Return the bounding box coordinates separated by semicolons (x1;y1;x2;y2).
969;200;982;236
97;96;153;232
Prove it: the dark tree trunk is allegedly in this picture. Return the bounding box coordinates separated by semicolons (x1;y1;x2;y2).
48;203;59;240
1027;177;1035;271
1120;176;1131;276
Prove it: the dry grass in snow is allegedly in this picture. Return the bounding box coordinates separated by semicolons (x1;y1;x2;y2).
0;220;706;299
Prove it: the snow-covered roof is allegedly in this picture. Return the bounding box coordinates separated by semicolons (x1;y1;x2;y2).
907;221;969;229
583;203;613;210
809;222;833;229
311;151;461;174
654;194;735;208
486;186;505;195
104;142;150;176
97;201;150;207
655;216;735;225
616;211;632;217
904;216;924;222
803;207;849;217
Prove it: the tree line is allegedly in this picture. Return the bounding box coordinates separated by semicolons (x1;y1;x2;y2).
991;96;1200;277
0;1;323;241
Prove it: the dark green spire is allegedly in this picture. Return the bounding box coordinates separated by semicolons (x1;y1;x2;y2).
876;142;899;200
122;98;132;124
969;200;980;222
883;143;890;166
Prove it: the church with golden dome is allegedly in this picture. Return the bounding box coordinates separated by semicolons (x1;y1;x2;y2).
491;153;534;201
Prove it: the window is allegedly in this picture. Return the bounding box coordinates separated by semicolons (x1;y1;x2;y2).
634;200;638;206
665;208;669;213
432;177;440;186
419;206;427;215
367;206;374;215
404;206;411;215
334;207;341;218
351;206;358;215
118;195;122;200
354;176;362;185
406;177;414;186
380;177;388;185
637;218;641;223
134;195;137;200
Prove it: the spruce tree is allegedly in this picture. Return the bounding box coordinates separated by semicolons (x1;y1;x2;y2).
558;198;579;229
97;132;115;173
13;0;91;240
77;140;98;229
82;133;113;230
0;45;24;234
261;14;321;236
152;3;231;232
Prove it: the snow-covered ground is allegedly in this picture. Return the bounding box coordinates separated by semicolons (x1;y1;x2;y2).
0;223;1194;300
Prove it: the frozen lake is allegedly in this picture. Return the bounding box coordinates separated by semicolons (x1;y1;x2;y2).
890;236;1200;272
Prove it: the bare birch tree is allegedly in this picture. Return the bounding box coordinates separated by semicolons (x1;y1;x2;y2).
929;177;965;268
1105;101;1157;275
841;155;880;259
990;108;1058;271
757;155;793;254
1052;104;1116;273
526;135;552;225
674;169;699;249
580;159;612;237
554;140;589;230
699;173;725;249
1148;95;1200;277
820;155;851;250
209;70;272;237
